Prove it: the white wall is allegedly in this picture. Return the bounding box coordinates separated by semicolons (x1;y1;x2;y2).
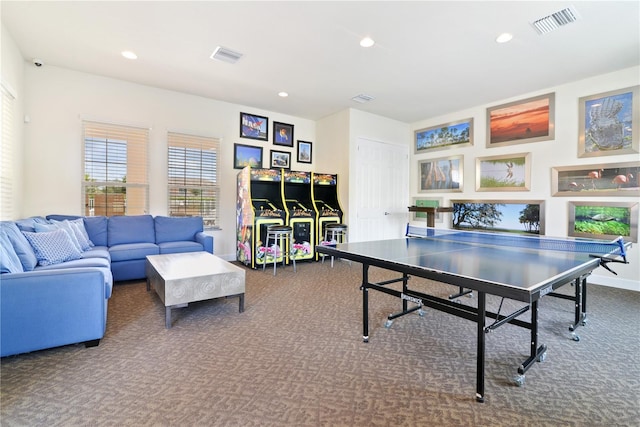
1;24;25;218
410;66;640;290
20;64;316;259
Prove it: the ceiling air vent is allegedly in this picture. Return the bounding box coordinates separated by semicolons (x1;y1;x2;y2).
351;94;375;104
531;6;580;35
210;46;243;64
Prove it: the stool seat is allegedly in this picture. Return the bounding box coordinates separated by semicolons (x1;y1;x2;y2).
267;225;293;233
264;225;296;276
325;223;347;231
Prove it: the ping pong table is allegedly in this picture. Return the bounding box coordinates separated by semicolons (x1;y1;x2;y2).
315;225;630;402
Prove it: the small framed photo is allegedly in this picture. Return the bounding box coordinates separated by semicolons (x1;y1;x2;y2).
476;152;531;191
568;201;638;242
240;112;268;141
273;121;294;147
418;155;463;193
411;197;444;223
297;140;312;164
415;118;473;154
233;143;263;169
578;85;639;158
270;150;291;169
487;93;555;147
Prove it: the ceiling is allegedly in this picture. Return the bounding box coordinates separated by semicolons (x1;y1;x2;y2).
2;1;639;123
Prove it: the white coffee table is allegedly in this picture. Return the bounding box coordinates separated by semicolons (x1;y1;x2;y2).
146;252;245;328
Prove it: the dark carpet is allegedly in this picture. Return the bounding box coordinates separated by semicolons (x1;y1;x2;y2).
1;260;639;426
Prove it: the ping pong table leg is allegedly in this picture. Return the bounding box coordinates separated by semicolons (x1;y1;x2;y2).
569;277;588;341
476;291;486;403
362;264;369;343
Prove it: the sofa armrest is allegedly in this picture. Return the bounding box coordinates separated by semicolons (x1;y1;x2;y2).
195;231;213;254
0;268;112;357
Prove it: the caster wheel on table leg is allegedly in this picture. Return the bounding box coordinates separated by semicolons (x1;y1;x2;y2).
514;374;525;387
384;319;393;328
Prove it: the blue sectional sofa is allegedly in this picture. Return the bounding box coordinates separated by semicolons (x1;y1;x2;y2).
0;214;213;357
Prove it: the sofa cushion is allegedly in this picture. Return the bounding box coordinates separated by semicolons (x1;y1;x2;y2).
22;229;83;266
108;215;155;246
83;216;108;247
109;242;159;262
154;216;203;243
0;222;38;271
0;230;24;274
35;256;110;271
158;241;204;254
81;246;111;261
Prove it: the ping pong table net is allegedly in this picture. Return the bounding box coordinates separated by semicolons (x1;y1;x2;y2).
405;224;630;275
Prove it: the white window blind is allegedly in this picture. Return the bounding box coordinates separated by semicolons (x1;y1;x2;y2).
167;132;219;228
82;121;149;216
0;84;16;220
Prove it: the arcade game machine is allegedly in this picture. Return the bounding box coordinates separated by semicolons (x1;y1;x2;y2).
282;170;314;262
236;167;287;269
311;172;343;259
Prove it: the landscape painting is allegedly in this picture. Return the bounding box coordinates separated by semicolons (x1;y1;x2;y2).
487;93;555;147
451;200;545;235
569;201;637;242
414;118;473;153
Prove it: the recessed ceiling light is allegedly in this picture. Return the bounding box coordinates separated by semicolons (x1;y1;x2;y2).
278;92;289;98
360;37;375;48
495;33;513;43
121;50;137;60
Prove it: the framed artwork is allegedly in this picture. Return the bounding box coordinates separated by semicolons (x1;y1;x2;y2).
297;140;312;164
273;121;294;147
578;85;639;158
476;152;531;191
233;144;263;169
411;197;444;223
269;150;291;169
414;118;473;154
551;161;639;197
568;201;638;242
451;199;545;235
419;155;463;193
240;112;268;141
487;93;555;147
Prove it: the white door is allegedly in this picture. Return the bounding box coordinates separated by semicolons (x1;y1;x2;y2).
353;137;409;242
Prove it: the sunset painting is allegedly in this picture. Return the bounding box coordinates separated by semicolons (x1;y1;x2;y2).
487;93;555;146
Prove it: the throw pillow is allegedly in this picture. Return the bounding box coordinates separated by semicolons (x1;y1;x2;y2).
0;230;24;274
70;218;94;249
0;221;38;271
22;229;83;266
50;220;83;252
34;222;58;232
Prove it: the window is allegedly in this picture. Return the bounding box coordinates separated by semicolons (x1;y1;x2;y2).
1;83;16;220
167;132;219;228
82;121;149;216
